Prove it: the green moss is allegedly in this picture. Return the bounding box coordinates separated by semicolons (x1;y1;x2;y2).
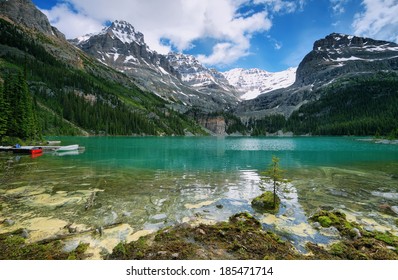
330;242;347;256
318;216;333;227
251;191;280;213
229;213;262;230
111;242;128;259
374;232;398;247
0;230;90;260
310;210;360;237
107;213;300;260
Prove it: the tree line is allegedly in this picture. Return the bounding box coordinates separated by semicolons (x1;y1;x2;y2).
248;73;398;137
0;70;40;142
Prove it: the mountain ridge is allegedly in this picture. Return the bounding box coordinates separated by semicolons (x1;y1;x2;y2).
236;32;398;119
2;0;398;137
222;67;297;100
71;20;241;112
71;19;297;109
0;1;207;136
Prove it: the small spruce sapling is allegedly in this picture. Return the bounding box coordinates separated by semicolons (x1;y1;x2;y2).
262;156;285;208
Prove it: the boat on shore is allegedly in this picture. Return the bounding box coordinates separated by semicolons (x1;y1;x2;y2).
1;144;81;155
55;144;79;152
0;146;43;155
47;140;61;145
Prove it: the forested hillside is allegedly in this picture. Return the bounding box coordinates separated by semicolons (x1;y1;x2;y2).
249;72;398;137
0;18;205;141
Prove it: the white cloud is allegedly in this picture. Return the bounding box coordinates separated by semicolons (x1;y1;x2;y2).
330;0;348;14
352;0;398;43
41;0;274;66
40;3;103;39
253;0;306;13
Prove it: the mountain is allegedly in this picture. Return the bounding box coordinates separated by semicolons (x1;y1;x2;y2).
166;52;233;91
295;33;398;87
0;0;206;137
72;20;240;112
237;33;398;136
2;0;397;137
0;0;64;39
237;33;398;119
222;67;297;100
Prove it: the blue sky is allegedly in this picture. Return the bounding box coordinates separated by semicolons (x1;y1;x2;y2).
32;0;398;72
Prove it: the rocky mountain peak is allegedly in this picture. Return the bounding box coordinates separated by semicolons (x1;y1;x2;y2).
107;20;145;45
295;33;398;87
313;32;397;51
0;0;65;39
223;67;297;100
166;52;233;90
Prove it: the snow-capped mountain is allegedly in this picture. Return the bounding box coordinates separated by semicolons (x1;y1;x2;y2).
71;20;175;75
296;32;398;87
237;33;398;118
167;53;233;91
74;20;145;46
71;20;240;111
222;67;297;100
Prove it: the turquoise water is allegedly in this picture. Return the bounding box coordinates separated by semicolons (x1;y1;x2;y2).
46;136;398;170
1;136;398;254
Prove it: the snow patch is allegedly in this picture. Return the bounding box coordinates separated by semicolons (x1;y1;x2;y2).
223;67;297;100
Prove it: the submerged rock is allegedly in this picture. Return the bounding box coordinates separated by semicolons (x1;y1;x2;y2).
20;229;30;239
391;206;398;215
3;219;15;226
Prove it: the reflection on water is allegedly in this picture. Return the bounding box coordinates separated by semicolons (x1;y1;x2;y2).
1;136;398;258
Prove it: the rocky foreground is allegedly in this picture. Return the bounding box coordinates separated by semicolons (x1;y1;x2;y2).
1;210;398;260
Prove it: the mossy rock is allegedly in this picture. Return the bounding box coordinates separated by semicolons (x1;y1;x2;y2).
107;212;300;260
229;212;262;230
310;210;359;237
251;191;280;213
318;216;333;227
0;230;90;260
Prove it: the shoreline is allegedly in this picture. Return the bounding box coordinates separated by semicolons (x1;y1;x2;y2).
1;208;398;260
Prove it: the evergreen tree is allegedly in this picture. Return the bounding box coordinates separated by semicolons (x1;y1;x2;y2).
263;156;284;208
0;81;8;138
2;71;39;140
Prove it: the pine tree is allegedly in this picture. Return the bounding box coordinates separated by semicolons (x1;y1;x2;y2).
0;81;8;138
3;71;39;140
263;156;285;208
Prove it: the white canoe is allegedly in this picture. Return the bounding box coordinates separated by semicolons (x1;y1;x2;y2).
56;144;79;152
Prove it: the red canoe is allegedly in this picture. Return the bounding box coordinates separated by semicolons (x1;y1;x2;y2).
30;147;43;155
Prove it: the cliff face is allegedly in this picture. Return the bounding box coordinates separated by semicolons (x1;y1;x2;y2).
0;0;65;39
198;116;227;135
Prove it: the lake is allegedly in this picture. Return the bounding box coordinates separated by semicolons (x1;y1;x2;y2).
1;136;398;258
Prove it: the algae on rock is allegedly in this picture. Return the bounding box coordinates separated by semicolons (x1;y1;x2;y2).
251;191;280;213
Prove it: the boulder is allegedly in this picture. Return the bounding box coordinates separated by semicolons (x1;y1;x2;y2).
251;191;280;213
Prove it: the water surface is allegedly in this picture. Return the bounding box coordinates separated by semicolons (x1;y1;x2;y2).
1;136;397;257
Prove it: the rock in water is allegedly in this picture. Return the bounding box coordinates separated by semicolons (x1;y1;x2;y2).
21;229;30;239
3;219;15;226
251;191;280;213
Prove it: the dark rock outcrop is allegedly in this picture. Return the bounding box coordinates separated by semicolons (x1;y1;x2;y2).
295;33;398;87
0;0;65;39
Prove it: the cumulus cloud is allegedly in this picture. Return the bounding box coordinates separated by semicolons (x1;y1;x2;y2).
352;0;398;43
41;0;274;66
40;3;104;39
